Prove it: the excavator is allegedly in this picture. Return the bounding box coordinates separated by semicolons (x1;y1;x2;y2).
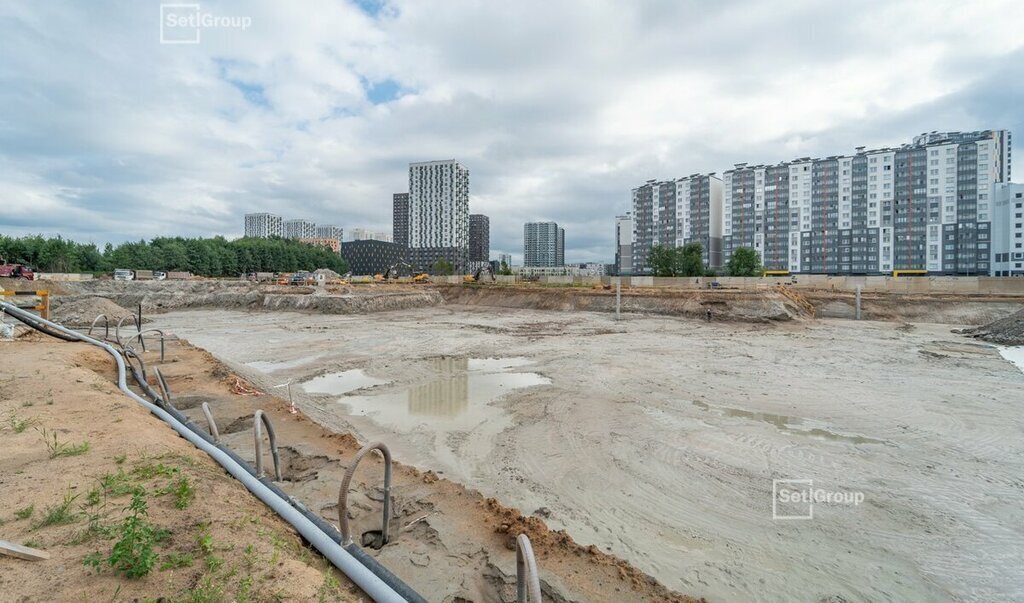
463;265;496;284
384;261;414;280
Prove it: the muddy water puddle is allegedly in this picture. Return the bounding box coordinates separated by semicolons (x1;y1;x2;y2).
246;354;324;373
318;357;549;431
998;346;1024;375
302;369;390;395
692;400;886;444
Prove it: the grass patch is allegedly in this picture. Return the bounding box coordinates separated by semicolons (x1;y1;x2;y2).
37;427;90;459
170;476;195;509
159;551;194;571
7;411;34;433
84;489;167;579
14;504;34;520
32;490;80;529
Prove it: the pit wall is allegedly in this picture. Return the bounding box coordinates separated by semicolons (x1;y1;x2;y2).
475;275;1024;295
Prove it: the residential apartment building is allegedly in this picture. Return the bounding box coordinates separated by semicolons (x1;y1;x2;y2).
299;237;341;254
408;160;470;272
469;214;490;262
615;213;633;275
630;174;722;274
716;129;1012;275
993;183;1024;276
348;228;393;243
524;222;564;267
315;224;343;244
393;193;410;248
282;219;317;240
498;253;513;268
244;213;282;238
340;240;406;276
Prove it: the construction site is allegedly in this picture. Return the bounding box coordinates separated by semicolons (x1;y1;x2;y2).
2;276;1024;602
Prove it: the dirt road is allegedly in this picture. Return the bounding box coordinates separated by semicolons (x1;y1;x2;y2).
153;306;1024;602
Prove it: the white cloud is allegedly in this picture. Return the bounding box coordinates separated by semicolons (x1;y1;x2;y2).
1;0;1023;263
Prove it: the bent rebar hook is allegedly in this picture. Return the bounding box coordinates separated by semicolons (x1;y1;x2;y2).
338;442;392;547
253;410;282;481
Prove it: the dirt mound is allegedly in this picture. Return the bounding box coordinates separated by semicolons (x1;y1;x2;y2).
50;296;148;327
965;306;1024;345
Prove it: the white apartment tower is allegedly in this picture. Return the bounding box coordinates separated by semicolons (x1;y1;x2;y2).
282;219;317;240
244;213;283;238
315;224;343;244
408;160;470;271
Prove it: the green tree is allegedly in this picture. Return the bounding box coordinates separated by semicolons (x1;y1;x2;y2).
674;242;706;277
647;245;675;276
726;247;762;277
498;260;512;276
431;258;454;276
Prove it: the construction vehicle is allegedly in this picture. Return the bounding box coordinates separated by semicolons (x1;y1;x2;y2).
134;269;154;280
0;260;35;280
413;273;430;283
892;269;927;278
384;261;414;280
289;271;315;286
463;265;496;283
113;268;134;281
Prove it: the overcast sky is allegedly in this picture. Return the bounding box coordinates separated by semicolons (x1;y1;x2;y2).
2;1;1023;264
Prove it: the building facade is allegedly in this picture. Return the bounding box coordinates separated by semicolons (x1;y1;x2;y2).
244;213;282;238
524;222;564;267
993;183;1024;276
498;253;512;269
340;240;406;276
282;219;317;240
299;237;341;254
716;129;1012;275
408;160;470;272
393;193;410;249
469;214;490;262
615;213;633;275
630;175;722;274
315;224;343;245
348;228;392;243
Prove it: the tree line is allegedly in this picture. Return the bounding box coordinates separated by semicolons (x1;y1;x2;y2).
0;235;349;277
647;243;762;277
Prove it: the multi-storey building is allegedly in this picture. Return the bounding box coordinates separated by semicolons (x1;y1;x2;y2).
299;237;341;254
348;228;393;243
615;213;633;275
315;224;343;245
393;193;409;248
244;213;282;238
408;160;470;272
340;240;406;276
993;183;1024;276
498;253;513;269
469;214;490;262
282;219;317;240
523;222;564;267
630;175;722;274
716;129;1012;275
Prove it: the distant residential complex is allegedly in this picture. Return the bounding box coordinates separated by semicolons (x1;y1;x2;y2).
244;213;283;238
348;228;393;243
628;129;1016;276
631;175;722;273
993;183;1024;276
615;213;633;275
282;219;317;240
498;253;512;268
340;240;405;276
469;214;490;262
315;224;343;244
392;193;409;248
407;160;470;271
524;222;564;267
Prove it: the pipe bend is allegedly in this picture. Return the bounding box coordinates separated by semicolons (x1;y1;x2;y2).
254;409;282;481
516;534;542;603
339;442;392;547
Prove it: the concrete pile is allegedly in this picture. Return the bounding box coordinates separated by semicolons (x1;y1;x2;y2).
966;306;1024;346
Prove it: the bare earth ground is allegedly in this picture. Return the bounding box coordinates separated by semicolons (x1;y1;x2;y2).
0;331;698;603
0;337;362;603
151;306;1024;602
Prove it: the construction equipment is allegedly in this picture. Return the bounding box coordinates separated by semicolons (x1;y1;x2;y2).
463;265;496;284
413;273;430;283
892;269;927;278
384;261;414;280
1;260;36;280
774;283;815;317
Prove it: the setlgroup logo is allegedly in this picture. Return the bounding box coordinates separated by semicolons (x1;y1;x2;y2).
160;4;252;44
772;479;865;520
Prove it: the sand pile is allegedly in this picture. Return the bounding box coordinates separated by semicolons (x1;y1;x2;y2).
966;306;1024;346
51;296;149;327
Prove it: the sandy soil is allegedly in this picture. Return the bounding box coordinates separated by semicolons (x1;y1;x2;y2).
151;306;1024;602
0;338;362;603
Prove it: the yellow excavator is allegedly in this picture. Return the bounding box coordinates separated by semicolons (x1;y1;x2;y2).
463;265;496;284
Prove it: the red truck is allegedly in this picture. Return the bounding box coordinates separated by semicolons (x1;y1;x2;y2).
0;260;35;280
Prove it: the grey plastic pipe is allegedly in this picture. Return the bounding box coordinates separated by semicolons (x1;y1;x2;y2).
516;534;542;603
201;402;220;442
0;301;407;603
88;314;109;340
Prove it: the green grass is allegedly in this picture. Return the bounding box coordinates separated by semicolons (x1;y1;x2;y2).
170;476;195;509
37;427;90;459
7;411;34;433
159;551;194;571
14;504;34;520
32;490;80;529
